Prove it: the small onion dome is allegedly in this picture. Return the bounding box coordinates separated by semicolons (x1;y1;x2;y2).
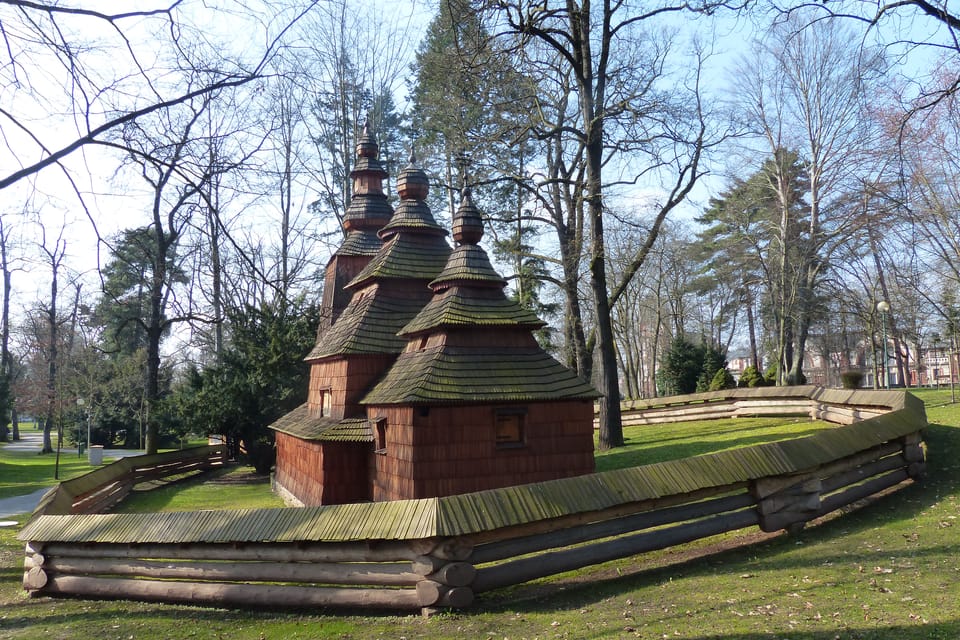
397;150;429;201
452;188;484;246
355;122;378;159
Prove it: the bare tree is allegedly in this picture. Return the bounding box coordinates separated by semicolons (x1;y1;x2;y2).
36;224;68;454
0;1;319;194
478;0;737;447
733;11;885;384
780;0;960;114
112;87;262;453
0;213;20;441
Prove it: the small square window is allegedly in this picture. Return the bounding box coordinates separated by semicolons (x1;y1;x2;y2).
495;408;525;447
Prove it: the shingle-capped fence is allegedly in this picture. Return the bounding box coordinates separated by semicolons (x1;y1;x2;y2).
29;444;228;519
19;387;926;613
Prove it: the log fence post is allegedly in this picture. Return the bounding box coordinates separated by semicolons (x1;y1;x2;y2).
753;477;822;533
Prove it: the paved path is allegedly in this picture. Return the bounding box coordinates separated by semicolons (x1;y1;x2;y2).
0;430;144;520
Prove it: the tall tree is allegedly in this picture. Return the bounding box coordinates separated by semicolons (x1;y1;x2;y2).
37;225;68;454
734;12;885;383
697;152;809;383
481;0;734;447
0;214;16;441
114;90;240;454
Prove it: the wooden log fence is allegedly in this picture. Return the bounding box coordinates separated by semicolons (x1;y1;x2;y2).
19;387;927;614
29;445;228;522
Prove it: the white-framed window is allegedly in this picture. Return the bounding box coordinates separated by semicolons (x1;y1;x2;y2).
318;388;332;417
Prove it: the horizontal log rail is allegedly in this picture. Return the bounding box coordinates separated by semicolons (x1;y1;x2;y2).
20;388;927;614
29;445;228;523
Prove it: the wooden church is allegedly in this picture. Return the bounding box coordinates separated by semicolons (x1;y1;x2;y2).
269;129;597;506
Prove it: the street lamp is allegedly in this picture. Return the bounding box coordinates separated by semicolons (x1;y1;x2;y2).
76;397;84;456
877;300;891;389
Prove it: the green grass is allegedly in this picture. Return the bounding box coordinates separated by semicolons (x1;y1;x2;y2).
0;447;109;500
114;467;285;513
595;416;834;472
0;390;957;639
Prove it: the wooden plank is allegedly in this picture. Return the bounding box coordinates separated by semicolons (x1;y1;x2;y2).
40;541;432;563
819;468;911;518
820;453;908;495
470;492;755;564
472;508;759;593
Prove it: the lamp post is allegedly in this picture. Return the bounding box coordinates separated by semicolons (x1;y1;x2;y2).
76;397;84;456
877;300;891;389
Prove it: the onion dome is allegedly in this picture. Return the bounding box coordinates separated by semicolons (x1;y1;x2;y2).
396;150;429;201
339;122;392;251
429;189;505;292
354;122;379;160
451;188;484;245
377;151;446;239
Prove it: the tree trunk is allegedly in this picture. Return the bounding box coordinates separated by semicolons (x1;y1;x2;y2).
568;0;622;448
0;218;13;440
745;283;760;371
42;261;58;455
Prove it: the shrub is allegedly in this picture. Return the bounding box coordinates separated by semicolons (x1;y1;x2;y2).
738;365;767;388
708;367;737;391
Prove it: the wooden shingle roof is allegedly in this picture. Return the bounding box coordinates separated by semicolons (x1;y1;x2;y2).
362;346;598;405
305;289;429;360
429;245;506;289
346;234;451;290
268;404;372;441
365;188;596;405
306;158;451;360
335;228;383;257
400;288;544;337
336;124;392;253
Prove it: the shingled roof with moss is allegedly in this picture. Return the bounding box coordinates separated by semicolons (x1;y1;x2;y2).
304;156;451;361
270;404;372;442
363;189;597;405
334;124;392;258
305;289;429;359
346;155;450;291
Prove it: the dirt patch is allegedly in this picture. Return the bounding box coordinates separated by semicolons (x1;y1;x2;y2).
205;469;270;485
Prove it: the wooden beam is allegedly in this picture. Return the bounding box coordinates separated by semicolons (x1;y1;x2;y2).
44;557;424;586
39;541;433;563
472;509;758;593
43;575;423;610
471;492;754;564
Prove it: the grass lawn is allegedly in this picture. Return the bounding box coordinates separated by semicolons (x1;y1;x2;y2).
0;389;957;639
114;467;286;513
595;415;833;472
0;449;106;500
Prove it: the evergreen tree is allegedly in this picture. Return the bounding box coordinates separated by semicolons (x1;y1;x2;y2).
169;298;320;473
695;151;809;383
409;0;535;231
696;345;728;393
659;337;704;396
94;227;187;355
